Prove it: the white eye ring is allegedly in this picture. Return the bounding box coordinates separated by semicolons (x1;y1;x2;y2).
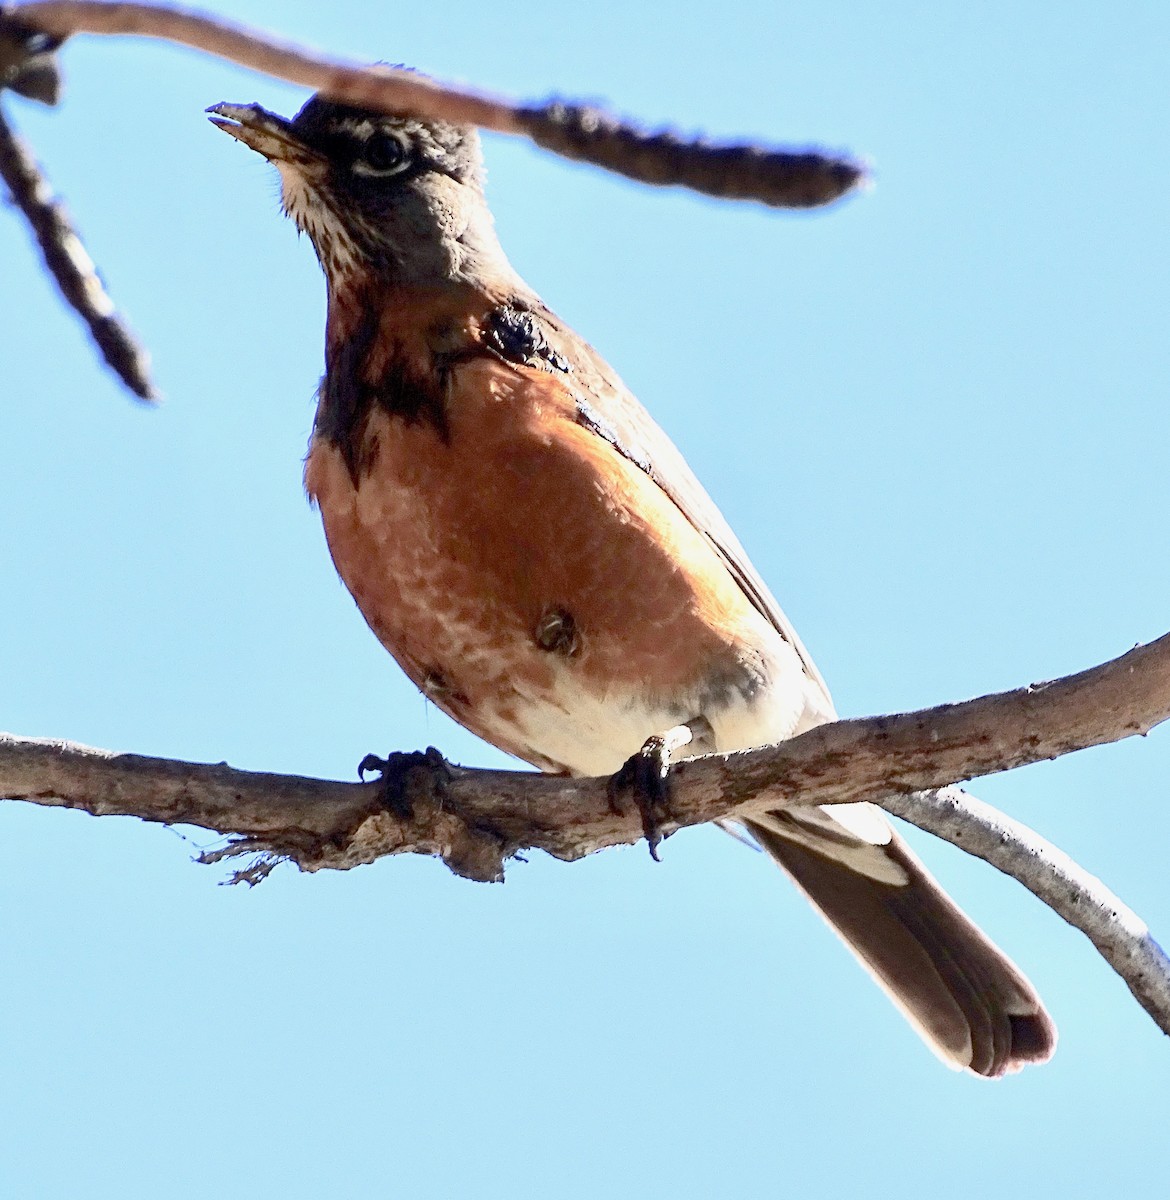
352;131;411;177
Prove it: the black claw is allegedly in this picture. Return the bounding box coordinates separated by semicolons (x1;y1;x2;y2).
357;747;451;821
357;752;388;782
608;735;676;861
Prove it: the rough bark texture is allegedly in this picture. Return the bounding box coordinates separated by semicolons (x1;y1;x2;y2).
5;631;1170;878
4;634;1170;1038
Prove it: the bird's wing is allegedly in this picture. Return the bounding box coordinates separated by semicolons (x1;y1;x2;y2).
536;304;833;711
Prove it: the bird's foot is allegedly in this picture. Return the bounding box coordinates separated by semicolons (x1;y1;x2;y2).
608;725;696;861
358;746;452;821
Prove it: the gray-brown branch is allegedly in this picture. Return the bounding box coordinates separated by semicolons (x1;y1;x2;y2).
4;630;1170;875
0;99;155;398
7;1;865;208
3;630;1170;1036
885;787;1170;1040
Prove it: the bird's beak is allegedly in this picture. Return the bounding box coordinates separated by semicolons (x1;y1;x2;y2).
207;102;319;166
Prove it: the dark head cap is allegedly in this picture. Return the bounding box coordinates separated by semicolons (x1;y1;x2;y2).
287;93;484;192
209;93;506;287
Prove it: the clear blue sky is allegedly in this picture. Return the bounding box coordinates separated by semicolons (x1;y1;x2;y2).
4;2;1170;1196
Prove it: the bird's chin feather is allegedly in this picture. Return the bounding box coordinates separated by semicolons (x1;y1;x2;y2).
274;166;365;281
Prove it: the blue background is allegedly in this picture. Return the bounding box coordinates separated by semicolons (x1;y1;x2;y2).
3;2;1169;1196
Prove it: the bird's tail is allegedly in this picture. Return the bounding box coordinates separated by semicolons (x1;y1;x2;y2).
744;803;1056;1077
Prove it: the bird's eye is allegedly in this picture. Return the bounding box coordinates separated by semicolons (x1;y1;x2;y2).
354;131;410;177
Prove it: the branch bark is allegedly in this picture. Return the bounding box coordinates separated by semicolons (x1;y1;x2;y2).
6;630;1170;876
0;0;864;399
6;1;865;209
4;631;1170;1035
0;100;155;398
884;787;1170;1041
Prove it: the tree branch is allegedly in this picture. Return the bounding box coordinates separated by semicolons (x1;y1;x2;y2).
7;1;865;209
0;0;863;399
3;631;1170;1035
5;631;1170;874
1;12;154;398
884;787;1170;1040
0;100;155;398
0;5;61;101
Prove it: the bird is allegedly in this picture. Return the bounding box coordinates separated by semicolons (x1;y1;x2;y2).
209;90;1056;1077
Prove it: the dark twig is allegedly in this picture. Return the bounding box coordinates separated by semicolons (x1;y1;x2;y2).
11;1;866;209
0;6;63;103
0;99;155;399
519;103;864;209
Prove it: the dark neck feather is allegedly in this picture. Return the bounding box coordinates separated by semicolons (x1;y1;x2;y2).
316;284;451;484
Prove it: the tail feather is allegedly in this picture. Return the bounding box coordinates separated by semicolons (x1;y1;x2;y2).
745;807;1056;1077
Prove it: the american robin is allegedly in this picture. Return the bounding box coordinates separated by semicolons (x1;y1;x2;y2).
210;93;1056;1077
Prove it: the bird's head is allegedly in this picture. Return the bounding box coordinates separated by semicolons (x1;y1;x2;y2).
209;93;509;289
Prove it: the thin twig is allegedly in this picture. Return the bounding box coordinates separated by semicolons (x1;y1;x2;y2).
9;1;866;209
0;6;62;103
0;100;155;398
886;787;1170;1039
519;103;864;209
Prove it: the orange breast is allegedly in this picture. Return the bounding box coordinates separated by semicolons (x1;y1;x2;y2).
304;310;767;769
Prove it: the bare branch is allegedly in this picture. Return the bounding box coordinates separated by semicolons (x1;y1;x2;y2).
4;631;1170;1036
518;103;863;210
0;7;62;102
885;787;1170;1040
0;101;155;398
4;631;1170;872
0;1;861;397
8;1;519;128
8;1;865;209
